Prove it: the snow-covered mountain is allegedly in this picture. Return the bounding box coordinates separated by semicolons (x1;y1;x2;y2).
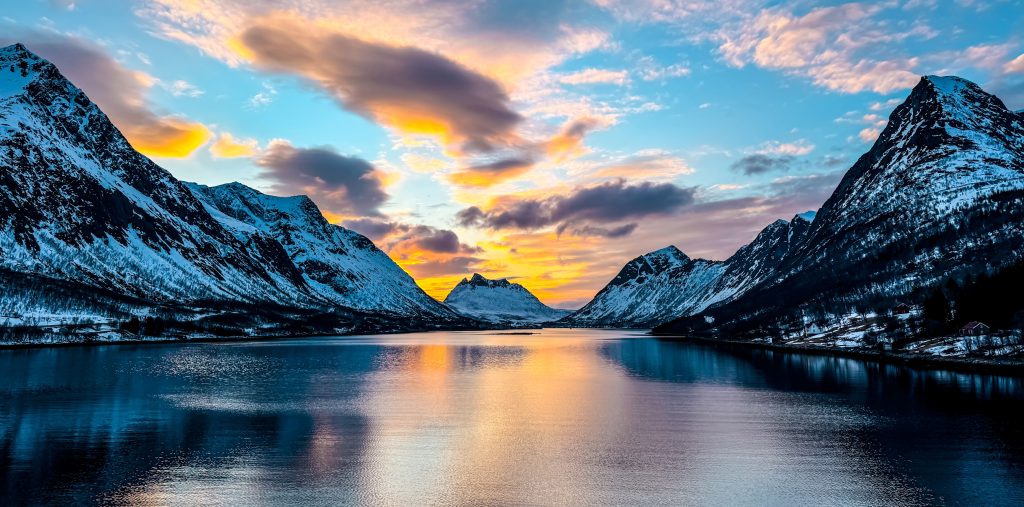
563;246;723;328
443;274;569;324
0;43;458;329
564;213;814;328
656;75;1024;336
186;182;460;319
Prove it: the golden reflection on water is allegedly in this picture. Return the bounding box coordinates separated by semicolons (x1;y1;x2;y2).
357;330;631;505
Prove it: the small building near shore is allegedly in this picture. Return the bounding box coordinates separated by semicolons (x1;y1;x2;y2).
893;303;913;315
960;321;991;336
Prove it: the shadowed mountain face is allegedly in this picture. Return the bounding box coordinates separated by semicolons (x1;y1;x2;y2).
563;214;814;328
443;273;569;324
567;75;1024;333
655;75;1024;336
0;43;458;328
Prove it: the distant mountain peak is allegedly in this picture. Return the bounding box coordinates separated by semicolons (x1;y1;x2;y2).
445;273;566;324
459;273;514;289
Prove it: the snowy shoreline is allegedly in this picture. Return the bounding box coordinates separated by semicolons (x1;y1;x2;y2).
656;333;1024;376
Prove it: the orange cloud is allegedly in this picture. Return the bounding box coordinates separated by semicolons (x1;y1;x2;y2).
122;118;211;158
545;117;608;162
209;131;259;158
232;14;523;153
446;157;535;188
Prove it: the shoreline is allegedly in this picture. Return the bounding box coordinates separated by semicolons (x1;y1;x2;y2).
0;325;544;351
4;328;1023;377
654;333;1024;376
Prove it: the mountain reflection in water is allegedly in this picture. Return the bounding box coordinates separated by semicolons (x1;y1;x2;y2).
1;329;1021;506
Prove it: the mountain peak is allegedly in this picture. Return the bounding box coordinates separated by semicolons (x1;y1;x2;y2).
921;74;974;92
445;273;566;324
0;43;55;97
903;74;1011;123
459;273;512;288
0;42;37;62
646;245;686;260
794;210;816;223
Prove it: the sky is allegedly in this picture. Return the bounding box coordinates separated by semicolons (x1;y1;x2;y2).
4;0;1024;308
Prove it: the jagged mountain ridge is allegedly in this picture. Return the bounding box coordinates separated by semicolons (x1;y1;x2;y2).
187;182;460;319
0;43;457;325
564;213;814;328
656;75;1024;336
443;273;569;324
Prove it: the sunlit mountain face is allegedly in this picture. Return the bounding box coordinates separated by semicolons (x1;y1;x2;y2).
2;1;1023;308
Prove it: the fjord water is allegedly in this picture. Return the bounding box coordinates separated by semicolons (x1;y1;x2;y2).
1;330;1022;506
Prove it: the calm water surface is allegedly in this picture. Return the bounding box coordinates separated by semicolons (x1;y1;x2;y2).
1;329;1022;506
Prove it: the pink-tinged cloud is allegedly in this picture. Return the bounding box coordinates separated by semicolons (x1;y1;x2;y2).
1006;54;1024;74
716;3;924;94
236;16;523;153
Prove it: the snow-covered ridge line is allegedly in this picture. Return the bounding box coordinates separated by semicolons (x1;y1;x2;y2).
564;212;814;328
653;74;1024;341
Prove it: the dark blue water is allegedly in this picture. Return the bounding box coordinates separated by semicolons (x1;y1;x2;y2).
1;329;1022;506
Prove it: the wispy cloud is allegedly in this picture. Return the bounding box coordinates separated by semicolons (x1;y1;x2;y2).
560;68;630;86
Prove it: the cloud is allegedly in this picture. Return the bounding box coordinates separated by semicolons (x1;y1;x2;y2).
344;217;484;295
1005;53;1024;74
755;139;815;156
637;55;692;80
236;15;523;153
730;154;796;175
566;223;638;238
343;219;480;255
404;255;483;278
447;157;535;188
836;110;889;143
210;132;259;158
545;116;608;161
716;3;924;94
162;79;204;97
869;98;902;111
589;149;695;179
858;127;881;143
559;68;630;86
342;217;400;240
457;179;697;233
258;140;388;216
248;81;276;108
7;33;211;158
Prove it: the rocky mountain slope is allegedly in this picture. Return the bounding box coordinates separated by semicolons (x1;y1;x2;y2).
0;43;461;334
187;182;459;319
656;75;1024;337
564;214;813;328
443;274;569;324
